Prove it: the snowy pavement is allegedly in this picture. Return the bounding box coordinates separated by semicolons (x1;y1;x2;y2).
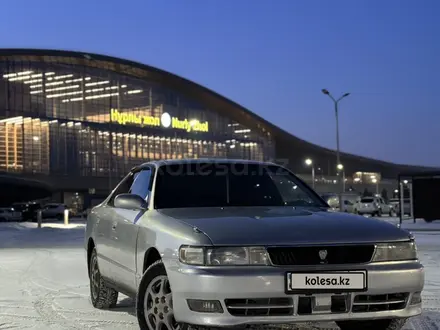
0;222;439;329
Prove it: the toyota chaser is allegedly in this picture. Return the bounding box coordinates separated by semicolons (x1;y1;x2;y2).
85;159;424;330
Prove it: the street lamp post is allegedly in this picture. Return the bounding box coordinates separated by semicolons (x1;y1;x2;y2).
322;89;350;211
336;163;345;210
305;158;315;189
321;89;350;170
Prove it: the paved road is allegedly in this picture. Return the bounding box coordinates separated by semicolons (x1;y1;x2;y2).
0;223;438;329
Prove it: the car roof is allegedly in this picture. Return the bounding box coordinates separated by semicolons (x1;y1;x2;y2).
132;158;278;171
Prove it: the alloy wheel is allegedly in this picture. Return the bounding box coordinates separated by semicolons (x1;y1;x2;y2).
144;275;179;330
90;255;100;300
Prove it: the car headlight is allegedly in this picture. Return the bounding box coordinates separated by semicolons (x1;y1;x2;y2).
372;241;418;262
179;246;270;266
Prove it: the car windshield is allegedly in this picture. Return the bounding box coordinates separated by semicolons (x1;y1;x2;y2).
154;162;327;209
361;198;374;203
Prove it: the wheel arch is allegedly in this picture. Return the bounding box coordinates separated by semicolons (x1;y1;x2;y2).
143;247;162;273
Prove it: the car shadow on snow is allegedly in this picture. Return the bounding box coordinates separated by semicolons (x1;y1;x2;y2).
105;301;438;330
408;310;440;329
112;296;136;317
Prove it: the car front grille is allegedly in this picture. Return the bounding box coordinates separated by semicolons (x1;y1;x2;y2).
267;245;375;265
225;298;293;316
352;293;408;313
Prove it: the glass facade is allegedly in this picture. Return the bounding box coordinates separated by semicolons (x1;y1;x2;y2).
0;59;275;180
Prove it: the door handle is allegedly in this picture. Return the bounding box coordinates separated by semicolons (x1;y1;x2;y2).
112;222;117;230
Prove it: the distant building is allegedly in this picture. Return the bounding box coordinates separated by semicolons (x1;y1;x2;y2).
0;49;433;208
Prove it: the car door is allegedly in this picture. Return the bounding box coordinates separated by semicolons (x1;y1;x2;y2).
111;167;153;292
95;174;133;282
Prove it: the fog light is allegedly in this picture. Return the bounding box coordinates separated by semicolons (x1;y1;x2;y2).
410;292;422;305
187;299;223;313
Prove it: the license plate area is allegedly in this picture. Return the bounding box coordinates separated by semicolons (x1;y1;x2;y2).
286;271;367;294
297;294;350;314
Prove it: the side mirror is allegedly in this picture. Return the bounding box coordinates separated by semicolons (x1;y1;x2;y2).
114;193;148;211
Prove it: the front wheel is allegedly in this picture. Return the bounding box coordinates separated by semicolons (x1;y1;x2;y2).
136;260;190;330
336;318;407;330
89;248;118;309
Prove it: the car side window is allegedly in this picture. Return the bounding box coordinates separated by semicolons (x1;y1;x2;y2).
108;174;134;206
129;169;153;201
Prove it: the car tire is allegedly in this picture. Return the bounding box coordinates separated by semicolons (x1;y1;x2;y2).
136;260;192;330
89;248;118;309
336;318;407;330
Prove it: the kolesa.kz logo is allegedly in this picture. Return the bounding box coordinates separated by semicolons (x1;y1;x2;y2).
305;276;350;286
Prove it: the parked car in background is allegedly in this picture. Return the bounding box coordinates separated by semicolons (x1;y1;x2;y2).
341;199;356;213
355;196;393;216
42;203;69;219
321;193;359;213
0;208;21;222
85;159;423;330
11;201;42;222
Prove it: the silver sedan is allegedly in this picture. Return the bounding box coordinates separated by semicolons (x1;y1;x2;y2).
85;159;424;330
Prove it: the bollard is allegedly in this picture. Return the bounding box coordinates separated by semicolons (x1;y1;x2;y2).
64;209;69;226
37;210;42;228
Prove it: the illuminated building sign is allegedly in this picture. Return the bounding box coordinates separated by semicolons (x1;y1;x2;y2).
110;109;209;132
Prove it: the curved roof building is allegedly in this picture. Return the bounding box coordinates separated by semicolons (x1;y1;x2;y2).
0;49;431;206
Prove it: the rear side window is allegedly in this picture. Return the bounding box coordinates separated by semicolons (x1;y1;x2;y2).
360;198;374;203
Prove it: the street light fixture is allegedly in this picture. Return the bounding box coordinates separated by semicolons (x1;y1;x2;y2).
304;158;315;189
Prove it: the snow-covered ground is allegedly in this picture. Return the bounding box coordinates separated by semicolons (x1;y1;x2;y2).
0;221;439;329
381;217;440;232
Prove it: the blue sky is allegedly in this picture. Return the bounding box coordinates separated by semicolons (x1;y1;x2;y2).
1;0;439;166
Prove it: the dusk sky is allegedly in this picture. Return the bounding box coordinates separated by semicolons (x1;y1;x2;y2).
1;0;439;166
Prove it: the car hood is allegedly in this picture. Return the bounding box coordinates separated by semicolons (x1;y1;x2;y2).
158;207;411;245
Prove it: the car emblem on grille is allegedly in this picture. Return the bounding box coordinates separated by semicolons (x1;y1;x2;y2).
319;249;328;260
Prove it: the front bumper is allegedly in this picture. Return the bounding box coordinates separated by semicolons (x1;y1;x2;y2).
166;260;424;326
